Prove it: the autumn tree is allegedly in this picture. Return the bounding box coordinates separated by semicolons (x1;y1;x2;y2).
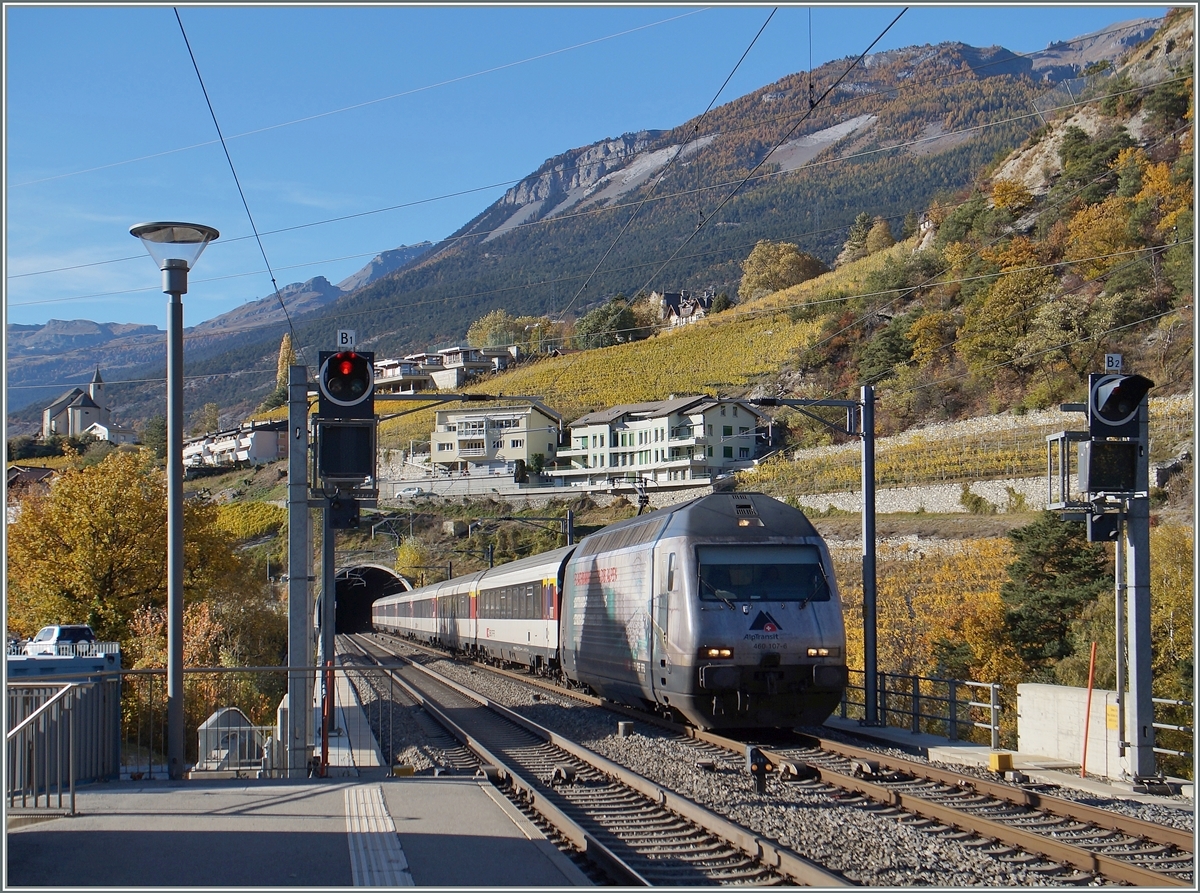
990;179;1034;215
738;240;828;301
466;309;522;348
395;536;434;586
863;217;896;255
6;449;277;657
467;309;568;354
258;333;297;411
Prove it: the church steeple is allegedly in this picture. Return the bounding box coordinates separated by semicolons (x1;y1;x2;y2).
87;368;106;417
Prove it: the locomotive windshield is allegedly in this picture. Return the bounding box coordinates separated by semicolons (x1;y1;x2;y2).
697;545;830;603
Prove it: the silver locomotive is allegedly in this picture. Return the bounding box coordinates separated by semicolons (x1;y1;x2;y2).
372;492;847;729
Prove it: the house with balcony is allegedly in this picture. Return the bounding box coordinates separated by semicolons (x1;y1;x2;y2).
373;358;432;394
182;420;287;468
429;402;562;475
549;395;766;489
650;290;713;328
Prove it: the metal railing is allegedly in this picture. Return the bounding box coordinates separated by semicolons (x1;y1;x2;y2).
7;677;123;814
8;641;121;658
7;683;77;813
841;670;1003;749
6;679;123;814
1151;697;1194;778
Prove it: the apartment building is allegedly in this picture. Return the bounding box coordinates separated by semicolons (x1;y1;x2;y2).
429;402;562;475
550;395;764;488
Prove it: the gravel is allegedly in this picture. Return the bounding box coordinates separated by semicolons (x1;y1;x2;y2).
362;636;1193;885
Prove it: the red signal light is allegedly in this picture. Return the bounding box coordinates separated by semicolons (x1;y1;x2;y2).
318;350;374;417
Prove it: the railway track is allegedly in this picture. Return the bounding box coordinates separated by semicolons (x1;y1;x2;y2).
343;634;848;886
364;631;1194;887
741;736;1194;887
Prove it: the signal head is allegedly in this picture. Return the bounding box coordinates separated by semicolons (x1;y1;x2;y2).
318;350;374;419
1088;373;1153;438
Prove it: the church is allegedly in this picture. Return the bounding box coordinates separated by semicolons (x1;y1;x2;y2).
41;369;137;444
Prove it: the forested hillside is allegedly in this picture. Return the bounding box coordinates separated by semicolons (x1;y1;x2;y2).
371;10;1192;449
13;22;1166;433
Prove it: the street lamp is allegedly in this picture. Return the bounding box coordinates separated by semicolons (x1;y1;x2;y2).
130;221;219;780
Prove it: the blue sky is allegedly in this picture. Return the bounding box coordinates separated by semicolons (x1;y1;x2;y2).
4;3;1168;330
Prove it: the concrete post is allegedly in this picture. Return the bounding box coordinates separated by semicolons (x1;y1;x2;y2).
1124;395;1156;777
861;385;879;725
287;365;312;777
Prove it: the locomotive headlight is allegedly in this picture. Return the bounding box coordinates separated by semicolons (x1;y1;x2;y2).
701;647;734;659
807;647;841;658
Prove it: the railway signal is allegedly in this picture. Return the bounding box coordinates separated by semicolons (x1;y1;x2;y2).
746;746;774;794
318;350;374;419
1088;373;1152;438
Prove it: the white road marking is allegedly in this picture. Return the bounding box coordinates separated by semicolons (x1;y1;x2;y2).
345;785;414;886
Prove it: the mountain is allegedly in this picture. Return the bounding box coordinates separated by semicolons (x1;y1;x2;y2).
5;17;1167;435
335;243;433;292
1030;17;1163;80
4;243;433;426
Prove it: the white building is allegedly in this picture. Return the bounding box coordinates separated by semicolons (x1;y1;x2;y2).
550;395;765;488
429;402;562;475
82;421;139;445
183;421;287;468
41;369;111;438
374;358;432;394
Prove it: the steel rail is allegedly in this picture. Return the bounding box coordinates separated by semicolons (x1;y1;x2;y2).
370;633;1192;885
795;761;1189;887
354;635;848;886
343;637;649;885
804;734;1196;854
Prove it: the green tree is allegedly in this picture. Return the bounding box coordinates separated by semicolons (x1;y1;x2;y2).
572;298;644;349
738;240;828;301
141;416;166;460
837;212;875;264
1000;512;1109;671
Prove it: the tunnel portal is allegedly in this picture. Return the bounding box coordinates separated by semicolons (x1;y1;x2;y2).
335;564;411;633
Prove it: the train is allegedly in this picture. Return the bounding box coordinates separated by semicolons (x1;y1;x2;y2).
371;491;847;729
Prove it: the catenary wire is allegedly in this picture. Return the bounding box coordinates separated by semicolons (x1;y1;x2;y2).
10;21;1172;282
174;7;308;366
555;6;778;322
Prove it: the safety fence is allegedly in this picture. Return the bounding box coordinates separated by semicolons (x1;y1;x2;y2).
1152;697;1194;780
6;678;121;815
840;669;1004;749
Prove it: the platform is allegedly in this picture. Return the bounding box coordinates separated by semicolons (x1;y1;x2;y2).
320;662;386;777
6;776;592;886
7;660;590;887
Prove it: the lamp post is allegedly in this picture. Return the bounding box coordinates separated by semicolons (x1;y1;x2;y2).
130;222;219;780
